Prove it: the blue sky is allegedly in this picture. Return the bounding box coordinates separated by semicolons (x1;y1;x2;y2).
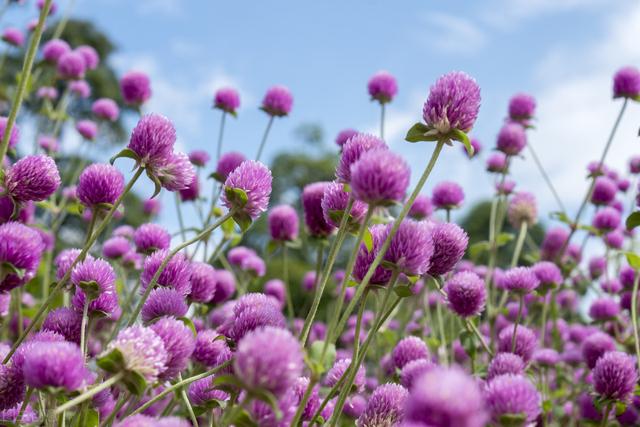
5;0;640;244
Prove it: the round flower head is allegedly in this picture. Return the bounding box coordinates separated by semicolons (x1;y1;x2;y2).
582;332;617;369
105;326;167;383
502;267;539;295
405;366;487;427
5;154;60;202
156;151;196;192
76;45;99;69
367;71;398;104
0;222;45;292
613;66;640;99
302;271;317;291
325;358;366;392
188;150;210;167
128;114;176;167
134;223;170;254
0;117;19;150
234;326;302;396
409;194;433;220
486;152;508;174
605;229;625;249
445;271;487;317
593;351;638;402
0;403;37;424
188;376;229;407
302;181;334;237
92;98;119;121
57;51;85;79
71;257;118;317
222;160;272;219
23;341;87;391
263;279;285;308
384;219;434;276
268;205;299;241
36;0;56;14
540;226;569;260
487;352;525;380
498;325;537;362
37;86;58;101
321;181;368;228
508;93;536;123
240;254;266;277
2;28;24;47
620;266;636;289
589;297;620;321
143;198;161;216
593;206;621;232
150;317;196;380
69;80;91;98
432;181;464;210
357;383;407;427
77;163;124;208
102;236;131;259
533;348;560;367
54;248;88;281
288;377;320;421
422;71;481;135
463;137;482;158
427;222;469;277
178;174;199;201
120;71;152;105
508;191;537;228
224;293;286;341
400;358;436;389
496;122;527;156
37;135;58;152
261;85;293;116
335;128;358;148
351;149;410;205
392;336;429;369
592;176;617;205
42;38;70;62
484;374;541;424
629;156;640;174
601;278;622;294
115;415;191;427
141;250;192;296
192;329;232;368
353;224;392;285
207;270;234;304
42;307;82;344
214;87;240;114
188;262;217;303
215;151;246;181
141;287;188;324
75;119;97;140
532;261;562;292
337;133;387;183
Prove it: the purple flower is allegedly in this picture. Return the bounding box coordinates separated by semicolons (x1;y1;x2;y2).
593;207;621;232
76;119;97;140
128;114;176;168
54;248;87;281
223;293;286;341
261;85;293;117
405;367;487;427
582;332;617;369
156;151;196;192
357;383;407;427
71;257;118;317
222;160;272;219
0;117;19;150
188;150;210;167
593;351;638;402
0;402;37;423
384;219;434;276
335;128;358;148
92;98;119;121
2;28;24;47
215;152;246;181
225;247;253;269
613;66;640;99
409;194;433;220
42;38;70;62
498;325;537;362
325;358;366;392
321;181;368;228
76;45;99;70
508;191;537;228
302;181;335;237
445;271;486;317
592;176;617;206
240;255;266;277
533;348;560;367
188;377;229;407
589;297;620;321
42;307;82;344
540;227;569;260
192;329;232;368
105;326;167;382
77;163;124;208
532;261;562;291
120;71;152;106
23;341;87;391
268;205;299;241
178;174;199;201
0;222;45;292
502;267;539;295
134;223;170;254
367;71;398;104
5;154;60;202
37;86;58;100
143;198;161;216
353;224;392;285
289;377;320;421
57;51;86;79
486;152;508;174
211;270;236;303
102;236;131;259
351;149;410;205
508;93;536;123
150;317;196;380
487;353;525;380
188;262;217;303
400;358;436;389
37;135;58;152
214;87;240;114
264;279;286;308
0;366;25;410
432;181;464;210
629;156;640;174
141;288;188;324
69;80;91;98
484;374;541;424
427;222;469;277
141;250;192;296
496;122;527;156
336;133;387;183
302;271;317;291
234;326;303;395
392;336;429;369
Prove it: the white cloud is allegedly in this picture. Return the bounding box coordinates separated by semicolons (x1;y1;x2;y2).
416;12;487;54
482;0;604;28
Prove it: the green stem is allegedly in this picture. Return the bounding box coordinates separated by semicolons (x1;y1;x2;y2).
178;373;199;427
216;111;226;162
527;142;566;214
511;295;524;353
600;402;612;427
290;376;317;427
101;391;128;427
80;299;89;358
283;245;294;319
466;318;493;356
380;103;385;140
435;293;448;364
52;0;76;39
255;115;274;162
631;273;640;374
539;290;552;346
15;386;33;424
510;221;528;268
54;372;124;415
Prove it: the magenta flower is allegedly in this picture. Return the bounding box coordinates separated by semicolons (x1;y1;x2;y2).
134;223;171;253
71;257;118;317
302;181;334;237
192;329;232;368
384;219;433;276
508;191;537;228
592;207;621;232
223;293;286;341
141;250;192;296
502;267;539;295
357;383;407;427
5;154;60;202
0;222;45;292
351;149;410;205
92;98;119;121
613;66;640;99
484;374;541;424
268;205;299;241
335;128;358;148
142;198;161;216
432;181;464;210
508;93;536;123
2;28;24;47
367;71;398;104
57;51;86;79
178;174;199;202
155;151;196;192
487;353;525;380
427;222;469;277
498;324;537;362
210;270;235;303
69;80;91;98
77;163;124;208
23;341;87;391
353;224;392;285
76;119;97;140
400;358;436;389
261;85;293;117
141;287;188;325
214;87;240;114
593;351;638;402
37;135;58;153
408;194;433;220
445;271;487;317
392;336;429;370
264;279;286;308
0;117;20;150
589;297;620;321
42;38;70;62
222;160;272;219
325;358;366;392
188;150;210;167
120;71;152;106
150;317;196;380
486;152;508;174
582;332;616;369
215;151;246;181
188;262;217;303
321;181;368;228
336;133;387;183
102;236;131;259
496;122;527;156
104;326;167;383
591;176;617;205
42;307;82;344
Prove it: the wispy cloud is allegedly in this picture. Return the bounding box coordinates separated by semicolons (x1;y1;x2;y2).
415;12;487;54
482;0;604;29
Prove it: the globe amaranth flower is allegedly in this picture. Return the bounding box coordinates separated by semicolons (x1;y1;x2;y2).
353;224;392;285
188;149;210;167
321;181;368;228
42;307;82;344
384;219;433;276
2;28;24;47
533;348;560;367
427;222;469;277
408;194;433;220
141;250;192;296
486;152;508;174
215;151;246;182
400;358;436;389
71;257;118;317
92;98;119;121
613;66;640;99
350;149;410;205
0;402;37;424
240;254;266;277
75;45;99;69
463;137;482;158
42;38;70;62
127;114;176;168
532;261;562;293
498;325;537;362
210;269;235;304
214;87;240;114
508;191;537;228
263;279;286;308
261;85;293;116
54;248;89;281
178;174;199;202
582;331;617;369
150;317;196;380
605;229;625;249
422;71;481;136
484;374;541;424
75;119;97;140
155;151;196;192
188;376;229;407
601;278;622;294
592;176;617;205
4;154;60;202
357;383;408;427
444;271;486;317
405;366;488;427
496;122;527;156
77;163;124;208
325;358;366;392
593;207;621;232
629;156;640;174
302;271;317;291
22;341;87;391
223;292;286;342
114;415;190;427
288;377;320;421
335;128;358;148
102;236;131;260
188;261;217;303
508;93;536;123
589;297;620;322
302;181;334;237
37;135;58;153
392;336;429;370
540;226;569;260
502;267;540;295
228;245;254;267
336;133;387;183
120;71;151;106
222;160;272;219
593;351;638;402
268;204;299;241
37;86;58;100
104;325;167;383
432;181;464;210
487;352;525;380
57;51;85;79
192;329;232;369
0;117;19;150
367;71;398;104
0;222;45;292
134;223;171;254
36;0;57;15
141;287;188;324
142;197;161;216
234;326;302;396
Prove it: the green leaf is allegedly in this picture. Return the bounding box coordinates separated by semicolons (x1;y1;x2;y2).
178;317;197;336
405;122;438;143
224;187;248;209
394;286;414;298
36;200;57;212
122;370;147;396
346;279;358;288
66;201;85;216
78;280;101;301
0;262;25;281
406;275;420;284
625;252;640;270
469;241;490;260
550;211;572;225
146;169;162;199
226;408;257;427
211;374;245;393
309;341;336;375
232;211;253;232
498;413;527;427
208;172;224;182
97;348;125;374
285;239;302;249
363;228;374;252
627;212;640;230
74;407;99;427
542;399;553;413
616;401;628;416
109;148;140;165
342;183;351;193
221;217;236;236
451;129;473;156
496;232;515;247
